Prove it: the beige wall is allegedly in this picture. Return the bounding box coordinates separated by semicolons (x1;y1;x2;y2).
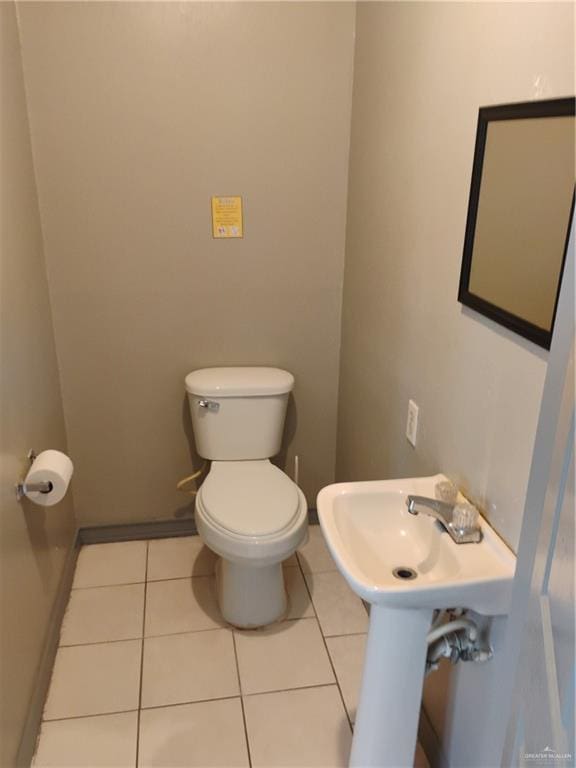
8;2;571;759
338;0;573;552
0;4;77;764
338;2;573;762
18;1;355;526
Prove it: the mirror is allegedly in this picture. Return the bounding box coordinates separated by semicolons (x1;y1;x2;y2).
458;98;575;349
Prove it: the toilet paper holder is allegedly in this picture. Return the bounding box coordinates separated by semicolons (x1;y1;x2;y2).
15;450;53;501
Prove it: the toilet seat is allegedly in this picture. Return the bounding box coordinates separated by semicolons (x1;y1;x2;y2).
195;460;308;567
198;460;300;538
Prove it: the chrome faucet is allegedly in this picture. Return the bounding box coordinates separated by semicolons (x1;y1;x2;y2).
405;495;482;544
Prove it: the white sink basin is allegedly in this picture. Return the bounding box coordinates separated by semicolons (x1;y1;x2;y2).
317;473;515;615
316;474;517;768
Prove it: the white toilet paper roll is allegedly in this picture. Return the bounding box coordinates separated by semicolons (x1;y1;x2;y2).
24;450;74;506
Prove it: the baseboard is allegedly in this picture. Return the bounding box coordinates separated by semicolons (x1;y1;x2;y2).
79;509;319;545
79;517;199;544
418;704;447;768
16;532;81;768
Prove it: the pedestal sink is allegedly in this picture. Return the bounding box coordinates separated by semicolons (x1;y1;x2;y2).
317;474;515;768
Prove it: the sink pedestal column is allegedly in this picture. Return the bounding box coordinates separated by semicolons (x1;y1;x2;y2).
350;605;432;768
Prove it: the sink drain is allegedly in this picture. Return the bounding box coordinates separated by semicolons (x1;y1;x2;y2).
392;566;417;581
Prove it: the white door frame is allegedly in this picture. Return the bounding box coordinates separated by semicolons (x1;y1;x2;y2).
483;220;574;766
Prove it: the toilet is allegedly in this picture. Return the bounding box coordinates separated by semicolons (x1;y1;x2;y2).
185;367;308;628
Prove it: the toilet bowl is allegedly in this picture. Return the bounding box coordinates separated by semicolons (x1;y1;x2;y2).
195;460;308;627
185;367;308;628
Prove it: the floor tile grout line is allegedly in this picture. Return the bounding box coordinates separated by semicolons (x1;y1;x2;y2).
297;549;354;733
146;574;215;584
146;565;298;587
40;681;345;725
145;615;318;642
70;581;147;592
70;566;337;592
241;681;340;699
42;708;140;724
71;572;213;591
231;632;253;768
296;554;320;622
141;694;241;712
59;635;145;649
322;631;368;639
144;625;227;639
141;681;342;711
230;628;243;696
57;613;330;651
72;580;146;591
296;553;338;578
135;541;149;768
323;632;366;642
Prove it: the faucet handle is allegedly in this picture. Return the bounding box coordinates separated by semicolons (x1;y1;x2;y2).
452;503;479;532
435;480;458;504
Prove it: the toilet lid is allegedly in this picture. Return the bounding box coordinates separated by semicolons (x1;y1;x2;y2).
199;461;300;537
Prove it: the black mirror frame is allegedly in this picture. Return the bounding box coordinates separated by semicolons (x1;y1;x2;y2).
458;97;575;350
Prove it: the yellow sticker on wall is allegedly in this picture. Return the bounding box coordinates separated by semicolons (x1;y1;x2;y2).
211;196;243;239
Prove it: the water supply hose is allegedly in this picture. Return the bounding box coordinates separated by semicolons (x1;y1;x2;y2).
425;614;491;675
427;636;453;666
176;462;207;496
427;618;478;645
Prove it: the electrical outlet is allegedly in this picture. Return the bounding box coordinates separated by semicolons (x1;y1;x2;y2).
406;400;419;447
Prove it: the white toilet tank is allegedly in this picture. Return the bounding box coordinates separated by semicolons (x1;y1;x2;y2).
185;367;294;460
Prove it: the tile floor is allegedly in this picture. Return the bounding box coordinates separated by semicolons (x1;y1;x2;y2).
33;526;429;767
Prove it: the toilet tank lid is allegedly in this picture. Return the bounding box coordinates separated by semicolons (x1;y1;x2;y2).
185;367;294;397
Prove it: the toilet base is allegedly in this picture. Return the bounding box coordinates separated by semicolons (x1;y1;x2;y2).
216;557;287;628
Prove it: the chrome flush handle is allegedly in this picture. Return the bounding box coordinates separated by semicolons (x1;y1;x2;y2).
198;399;220;412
